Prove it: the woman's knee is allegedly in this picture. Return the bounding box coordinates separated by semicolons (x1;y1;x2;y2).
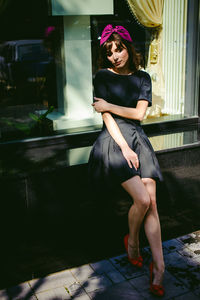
136;194;151;211
122;176;150;210
142;178;157;208
150;197;157;210
142;178;155;186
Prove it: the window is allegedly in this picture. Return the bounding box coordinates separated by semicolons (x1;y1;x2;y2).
0;0;199;142
92;0;199;124
0;0;62;141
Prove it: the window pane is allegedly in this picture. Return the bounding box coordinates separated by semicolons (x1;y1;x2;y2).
0;0;199;142
0;0;61;141
18;43;49;61
91;0;199;124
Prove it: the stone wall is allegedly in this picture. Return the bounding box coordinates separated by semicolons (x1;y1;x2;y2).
0;136;200;287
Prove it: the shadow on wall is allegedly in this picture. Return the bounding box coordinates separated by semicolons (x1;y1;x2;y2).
158;171;200;237
0;144;200;289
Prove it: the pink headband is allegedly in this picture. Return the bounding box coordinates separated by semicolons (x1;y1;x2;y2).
100;24;133;46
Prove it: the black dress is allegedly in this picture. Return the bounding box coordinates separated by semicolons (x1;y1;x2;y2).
88;69;163;191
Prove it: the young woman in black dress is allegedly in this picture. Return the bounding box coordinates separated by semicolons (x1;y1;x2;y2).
89;24;165;297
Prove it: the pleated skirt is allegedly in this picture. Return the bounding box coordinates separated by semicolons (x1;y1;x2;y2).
88;117;163;191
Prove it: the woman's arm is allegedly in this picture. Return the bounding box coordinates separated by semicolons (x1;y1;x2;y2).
102;112;139;170
93;98;148;121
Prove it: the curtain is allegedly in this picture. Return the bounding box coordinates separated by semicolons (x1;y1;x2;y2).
126;0;164;28
162;0;188;116
126;0;165;118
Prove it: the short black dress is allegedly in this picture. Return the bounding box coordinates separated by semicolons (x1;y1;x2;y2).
88;69;163;191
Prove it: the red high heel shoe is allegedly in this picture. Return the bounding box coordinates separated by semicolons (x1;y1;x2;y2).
124;234;143;268
149;262;165;297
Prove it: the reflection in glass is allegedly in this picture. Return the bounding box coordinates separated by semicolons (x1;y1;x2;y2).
0;39;51;104
65;129;199;167
150;130;199;152
0;34;59;140
91;0;199;123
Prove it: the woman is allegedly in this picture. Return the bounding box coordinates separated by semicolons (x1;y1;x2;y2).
89;24;165;297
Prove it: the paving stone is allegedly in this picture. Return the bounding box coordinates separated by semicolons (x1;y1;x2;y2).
177;246;200;264
90;259;116;274
128;274;149;290
109;254;145;279
88;281;142;300
67;281;89;298
131;288;163;300
169;262;200;290
194;250;200;261
66;281;82;294
166;250;200;291
193;230;200;238
193;287;200;297
162;239;184;254
129;271;189;300
164;251;189;268
183;242;200;258
140;247;152;265
164;269;194;296
81;275;112;293
70;264;96;282
91;260;126;283
29;270;76;293
106;269;126;284
2;231;200;300
193;256;200;265
129;274;166;299
177;231;200;246
176;245;200;280
0;282;36;300
36;287;71;299
0;290;37;300
0;289;8;300
72;293;91;300
177;233;196;244
64;281;91;299
173;291;200;299
162;246;171;256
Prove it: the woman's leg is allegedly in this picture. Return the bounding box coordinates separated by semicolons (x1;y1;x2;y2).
142;178;165;284
121;175;151;259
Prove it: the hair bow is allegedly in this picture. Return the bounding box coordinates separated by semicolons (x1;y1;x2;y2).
100;24;133;46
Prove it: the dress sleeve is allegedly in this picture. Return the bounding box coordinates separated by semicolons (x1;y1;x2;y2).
93;70;108;100
138;71;152;107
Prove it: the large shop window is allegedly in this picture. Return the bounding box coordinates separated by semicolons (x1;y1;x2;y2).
0;0;199;142
0;0;63;141
92;0;199;123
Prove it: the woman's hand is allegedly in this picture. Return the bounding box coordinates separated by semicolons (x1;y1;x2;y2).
92;97;110;113
121;146;139;170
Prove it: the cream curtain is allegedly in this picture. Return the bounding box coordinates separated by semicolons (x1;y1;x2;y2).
126;0;164;28
126;0;165;118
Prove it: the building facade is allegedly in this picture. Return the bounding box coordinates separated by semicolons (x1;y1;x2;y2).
0;0;199;286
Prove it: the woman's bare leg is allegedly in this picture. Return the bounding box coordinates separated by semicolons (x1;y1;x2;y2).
142;178;165;285
121;175;150;259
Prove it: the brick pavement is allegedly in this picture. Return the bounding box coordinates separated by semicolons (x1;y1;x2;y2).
0;230;199;300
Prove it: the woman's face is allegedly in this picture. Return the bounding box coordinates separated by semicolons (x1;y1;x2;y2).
107;41;129;70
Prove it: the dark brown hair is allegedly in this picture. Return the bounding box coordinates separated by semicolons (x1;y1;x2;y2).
98;33;143;72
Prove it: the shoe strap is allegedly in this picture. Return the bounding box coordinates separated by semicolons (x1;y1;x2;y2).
151;284;164;291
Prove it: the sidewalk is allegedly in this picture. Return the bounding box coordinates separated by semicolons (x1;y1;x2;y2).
0;230;199;300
